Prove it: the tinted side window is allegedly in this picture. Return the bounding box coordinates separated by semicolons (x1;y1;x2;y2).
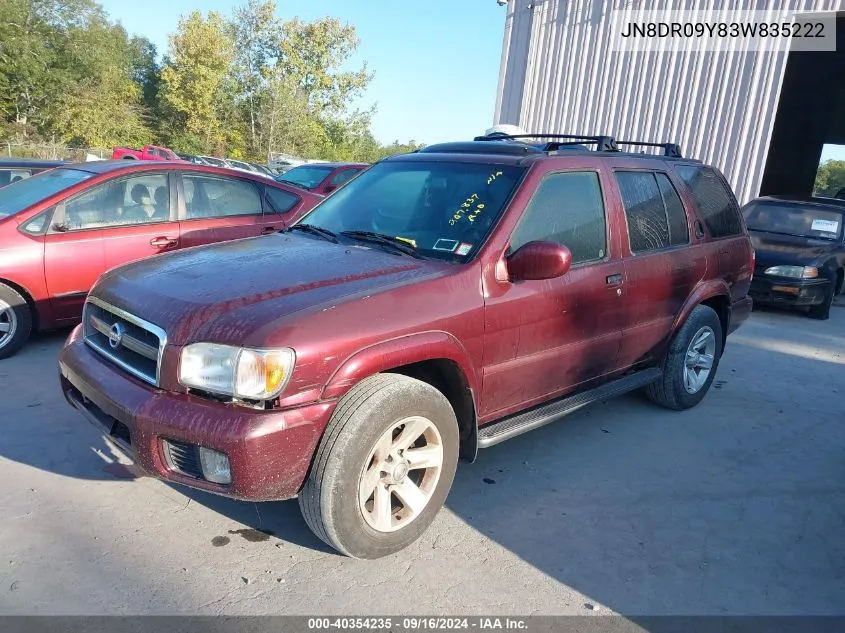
676;165;743;238
510;172;606;264
329;168;361;186
265;187;299;213
183;174;262;219
0;169;32;187
616;172;670;252
656;173;689;245
64;173;170;230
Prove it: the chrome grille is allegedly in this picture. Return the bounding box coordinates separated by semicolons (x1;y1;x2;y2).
83;297;166;386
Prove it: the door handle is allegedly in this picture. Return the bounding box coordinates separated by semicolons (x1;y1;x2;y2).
261;227;277;235
694;220;705;239
606;273;624;286
150;236;178;248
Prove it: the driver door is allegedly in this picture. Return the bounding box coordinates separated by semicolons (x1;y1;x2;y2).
480;168;627;416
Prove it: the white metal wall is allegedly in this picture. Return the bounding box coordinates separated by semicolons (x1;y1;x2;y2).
494;0;844;203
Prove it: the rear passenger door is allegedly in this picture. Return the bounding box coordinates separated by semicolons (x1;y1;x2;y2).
613;169;707;367
177;172;275;247
676;165;751;302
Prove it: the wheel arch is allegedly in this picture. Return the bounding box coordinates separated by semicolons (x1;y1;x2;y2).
673;281;731;355
322;332;480;462
0;277;40;331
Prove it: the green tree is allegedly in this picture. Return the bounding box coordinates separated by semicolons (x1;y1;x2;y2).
159;10;234;152
814;159;845;198
277;16;372;114
55;66;150;147
231;0;279;152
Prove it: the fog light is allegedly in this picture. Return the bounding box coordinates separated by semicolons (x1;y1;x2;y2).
198;447;232;485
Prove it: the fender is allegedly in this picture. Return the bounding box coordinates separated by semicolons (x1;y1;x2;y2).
672;278;731;342
321;330;481;403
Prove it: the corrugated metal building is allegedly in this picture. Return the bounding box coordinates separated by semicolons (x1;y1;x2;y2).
494;0;845;202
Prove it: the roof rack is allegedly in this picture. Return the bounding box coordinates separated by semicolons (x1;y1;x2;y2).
474;133;618;153
473;132;684;158
616;140;683;158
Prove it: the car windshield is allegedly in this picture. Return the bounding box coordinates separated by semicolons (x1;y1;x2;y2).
279;165;335;189
743;202;843;241
0;168;93;219
298;160;526;261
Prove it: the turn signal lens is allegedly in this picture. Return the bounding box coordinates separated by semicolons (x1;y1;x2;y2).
235;348;295;400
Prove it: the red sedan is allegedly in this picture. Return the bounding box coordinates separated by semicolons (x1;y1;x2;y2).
0;160;321;358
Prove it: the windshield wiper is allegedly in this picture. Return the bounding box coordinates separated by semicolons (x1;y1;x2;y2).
340;230;421;258
286;223;339;243
751;228;835;241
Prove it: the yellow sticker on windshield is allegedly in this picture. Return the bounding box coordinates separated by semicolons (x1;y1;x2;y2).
396;236;417;248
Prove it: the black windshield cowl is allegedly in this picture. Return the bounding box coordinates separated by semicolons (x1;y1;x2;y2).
340;230;422;258
286;223;339;243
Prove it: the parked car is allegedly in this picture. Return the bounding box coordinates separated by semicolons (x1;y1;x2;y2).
249;163;277;178
112;145;180;161
175;153;208;165
223;158;261;174
0;160;321;358
0;159;66;187
743;195;845;319
58;133;752;558
196;155;226;168
276;162;368;195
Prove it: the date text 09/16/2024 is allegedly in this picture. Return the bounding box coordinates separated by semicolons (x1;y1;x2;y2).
307;618;528;631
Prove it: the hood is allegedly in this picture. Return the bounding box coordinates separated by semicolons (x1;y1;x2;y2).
749;230;839;268
93;233;450;346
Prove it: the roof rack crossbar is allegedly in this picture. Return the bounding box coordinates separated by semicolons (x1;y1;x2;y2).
616;140;683;158
474;133;618;152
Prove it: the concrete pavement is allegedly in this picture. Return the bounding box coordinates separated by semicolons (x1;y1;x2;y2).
1;305;844;615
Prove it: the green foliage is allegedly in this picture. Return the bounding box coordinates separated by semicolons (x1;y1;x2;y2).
814;159;845;198
0;0;422;163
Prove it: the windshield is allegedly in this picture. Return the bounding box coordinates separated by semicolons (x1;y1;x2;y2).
743;202;843;241
298;160;526;261
279;165;335;189
0;168;93;219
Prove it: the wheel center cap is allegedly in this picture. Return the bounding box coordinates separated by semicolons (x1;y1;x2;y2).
689;351;700;366
390;460;410;484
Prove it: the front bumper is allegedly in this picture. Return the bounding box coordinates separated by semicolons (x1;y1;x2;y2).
749;276;830;307
58;328;335;501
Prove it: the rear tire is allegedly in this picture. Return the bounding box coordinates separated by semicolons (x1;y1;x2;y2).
0;283;33;360
645;304;723;410
299;374;459;559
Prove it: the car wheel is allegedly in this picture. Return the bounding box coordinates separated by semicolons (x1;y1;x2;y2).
0;283;33;360
809;285;834;320
645;304;723;411
299;373;459;559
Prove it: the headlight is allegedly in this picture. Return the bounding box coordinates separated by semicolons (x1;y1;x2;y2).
764;265;818;279
179;343;295;401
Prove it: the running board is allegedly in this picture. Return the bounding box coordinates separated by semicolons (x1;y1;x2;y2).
477;368;662;448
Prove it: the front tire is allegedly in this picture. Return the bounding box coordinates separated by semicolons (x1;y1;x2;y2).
809;284;834;320
645;304;723;410
299;374;459;559
0;283;32;360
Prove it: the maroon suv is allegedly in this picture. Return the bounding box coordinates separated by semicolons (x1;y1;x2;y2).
59;134;753;558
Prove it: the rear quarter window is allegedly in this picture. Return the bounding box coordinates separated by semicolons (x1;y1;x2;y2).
676;165;744;238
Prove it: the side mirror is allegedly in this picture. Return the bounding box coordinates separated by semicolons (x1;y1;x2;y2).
506;241;572;281
324;184;338;194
